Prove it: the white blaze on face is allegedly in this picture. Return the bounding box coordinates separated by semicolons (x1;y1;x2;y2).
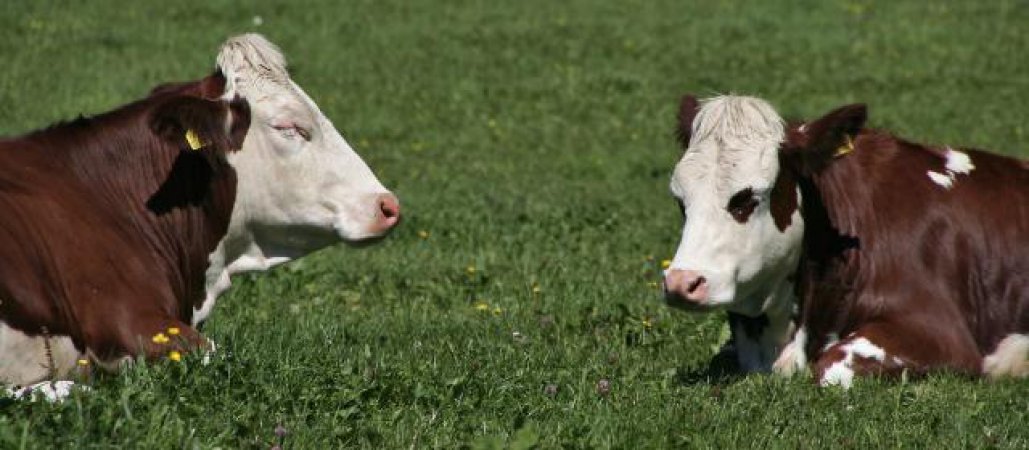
668;96;803;313
194;34;399;324
217;34;395;249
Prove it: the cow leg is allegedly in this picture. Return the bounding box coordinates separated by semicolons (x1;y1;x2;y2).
812;322;980;388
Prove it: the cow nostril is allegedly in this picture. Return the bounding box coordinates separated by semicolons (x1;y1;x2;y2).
378;195;400;220
686;276;706;294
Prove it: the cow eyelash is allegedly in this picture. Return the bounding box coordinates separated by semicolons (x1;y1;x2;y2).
273;123;312;141
726;188;759;223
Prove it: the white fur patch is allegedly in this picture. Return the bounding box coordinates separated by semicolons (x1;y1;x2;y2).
926;170;954;189
773;327;808;377
982;334;1029;378
926;148;974;190
944;148;975;174
690;95;785;148
821;360;854;389
1;322;80;386
848;337;886;361
819;337;887;389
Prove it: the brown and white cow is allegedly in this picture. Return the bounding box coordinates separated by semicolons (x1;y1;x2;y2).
664;94;1029;387
1;34;399;399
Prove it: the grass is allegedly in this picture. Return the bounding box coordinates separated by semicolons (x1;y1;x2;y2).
2;0;1028;448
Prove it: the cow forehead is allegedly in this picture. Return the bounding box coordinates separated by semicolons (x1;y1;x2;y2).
672;141;780;200
671;95;786;200
248;82;319;124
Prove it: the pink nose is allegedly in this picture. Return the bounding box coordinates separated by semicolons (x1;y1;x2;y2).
374;193;401;232
664;269;708;304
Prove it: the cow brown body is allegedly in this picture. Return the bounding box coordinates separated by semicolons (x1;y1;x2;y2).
781;114;1029;383
665;95;1029;386
0;74;246;383
2;35;401;397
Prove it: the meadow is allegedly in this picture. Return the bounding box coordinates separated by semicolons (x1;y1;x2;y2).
1;0;1028;448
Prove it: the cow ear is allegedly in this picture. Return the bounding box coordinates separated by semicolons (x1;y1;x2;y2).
145;96;249;214
150;95;250;154
784;103;867;175
150;71;227;99
676;95;701;148
225;96;250;149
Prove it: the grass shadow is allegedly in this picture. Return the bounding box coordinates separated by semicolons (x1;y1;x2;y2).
674;345;747;386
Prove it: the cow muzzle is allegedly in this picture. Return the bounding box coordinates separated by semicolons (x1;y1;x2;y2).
663;269;710;307
369;192;401;234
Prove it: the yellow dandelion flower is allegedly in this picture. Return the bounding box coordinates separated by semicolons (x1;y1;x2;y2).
532;285;542;295
648;281;659;289
76;358;89;366
492;306;503;316
168;351;182;362
466;265;477;275
660;259;672;270
152;333;170;345
474;301;489;312
642;318;653;329
167;327;180;336
417;230;430;239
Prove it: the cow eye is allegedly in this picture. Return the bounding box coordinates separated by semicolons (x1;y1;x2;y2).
726;188;758;223
272;123;312;141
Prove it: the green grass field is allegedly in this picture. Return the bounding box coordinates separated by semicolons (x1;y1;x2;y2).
2;0;1028;448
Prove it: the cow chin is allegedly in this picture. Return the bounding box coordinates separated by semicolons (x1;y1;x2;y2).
332;215;395;245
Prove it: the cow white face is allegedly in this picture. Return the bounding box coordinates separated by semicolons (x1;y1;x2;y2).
216;34;399;258
664;95;803;316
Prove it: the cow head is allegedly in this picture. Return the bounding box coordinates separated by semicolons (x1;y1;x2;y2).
663;95;804;316
213;34;400;261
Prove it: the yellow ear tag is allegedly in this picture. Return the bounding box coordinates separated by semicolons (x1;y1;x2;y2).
835;135;855;158
184;129;204;150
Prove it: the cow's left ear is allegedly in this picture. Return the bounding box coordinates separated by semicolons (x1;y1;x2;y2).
676;95;701;148
150;71;228;99
150;95;250;154
784;103;866;175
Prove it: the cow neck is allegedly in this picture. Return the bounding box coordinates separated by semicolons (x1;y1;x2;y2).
789;138;870;351
30;99;237;324
195;226;297;326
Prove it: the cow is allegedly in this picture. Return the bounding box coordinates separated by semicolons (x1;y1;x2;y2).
663;94;1029;388
1;34;400;400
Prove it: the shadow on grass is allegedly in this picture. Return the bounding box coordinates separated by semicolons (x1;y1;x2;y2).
674;346;746;386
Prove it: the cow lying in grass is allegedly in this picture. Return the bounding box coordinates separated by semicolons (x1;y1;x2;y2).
664;94;1028;387
1;34;399;400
